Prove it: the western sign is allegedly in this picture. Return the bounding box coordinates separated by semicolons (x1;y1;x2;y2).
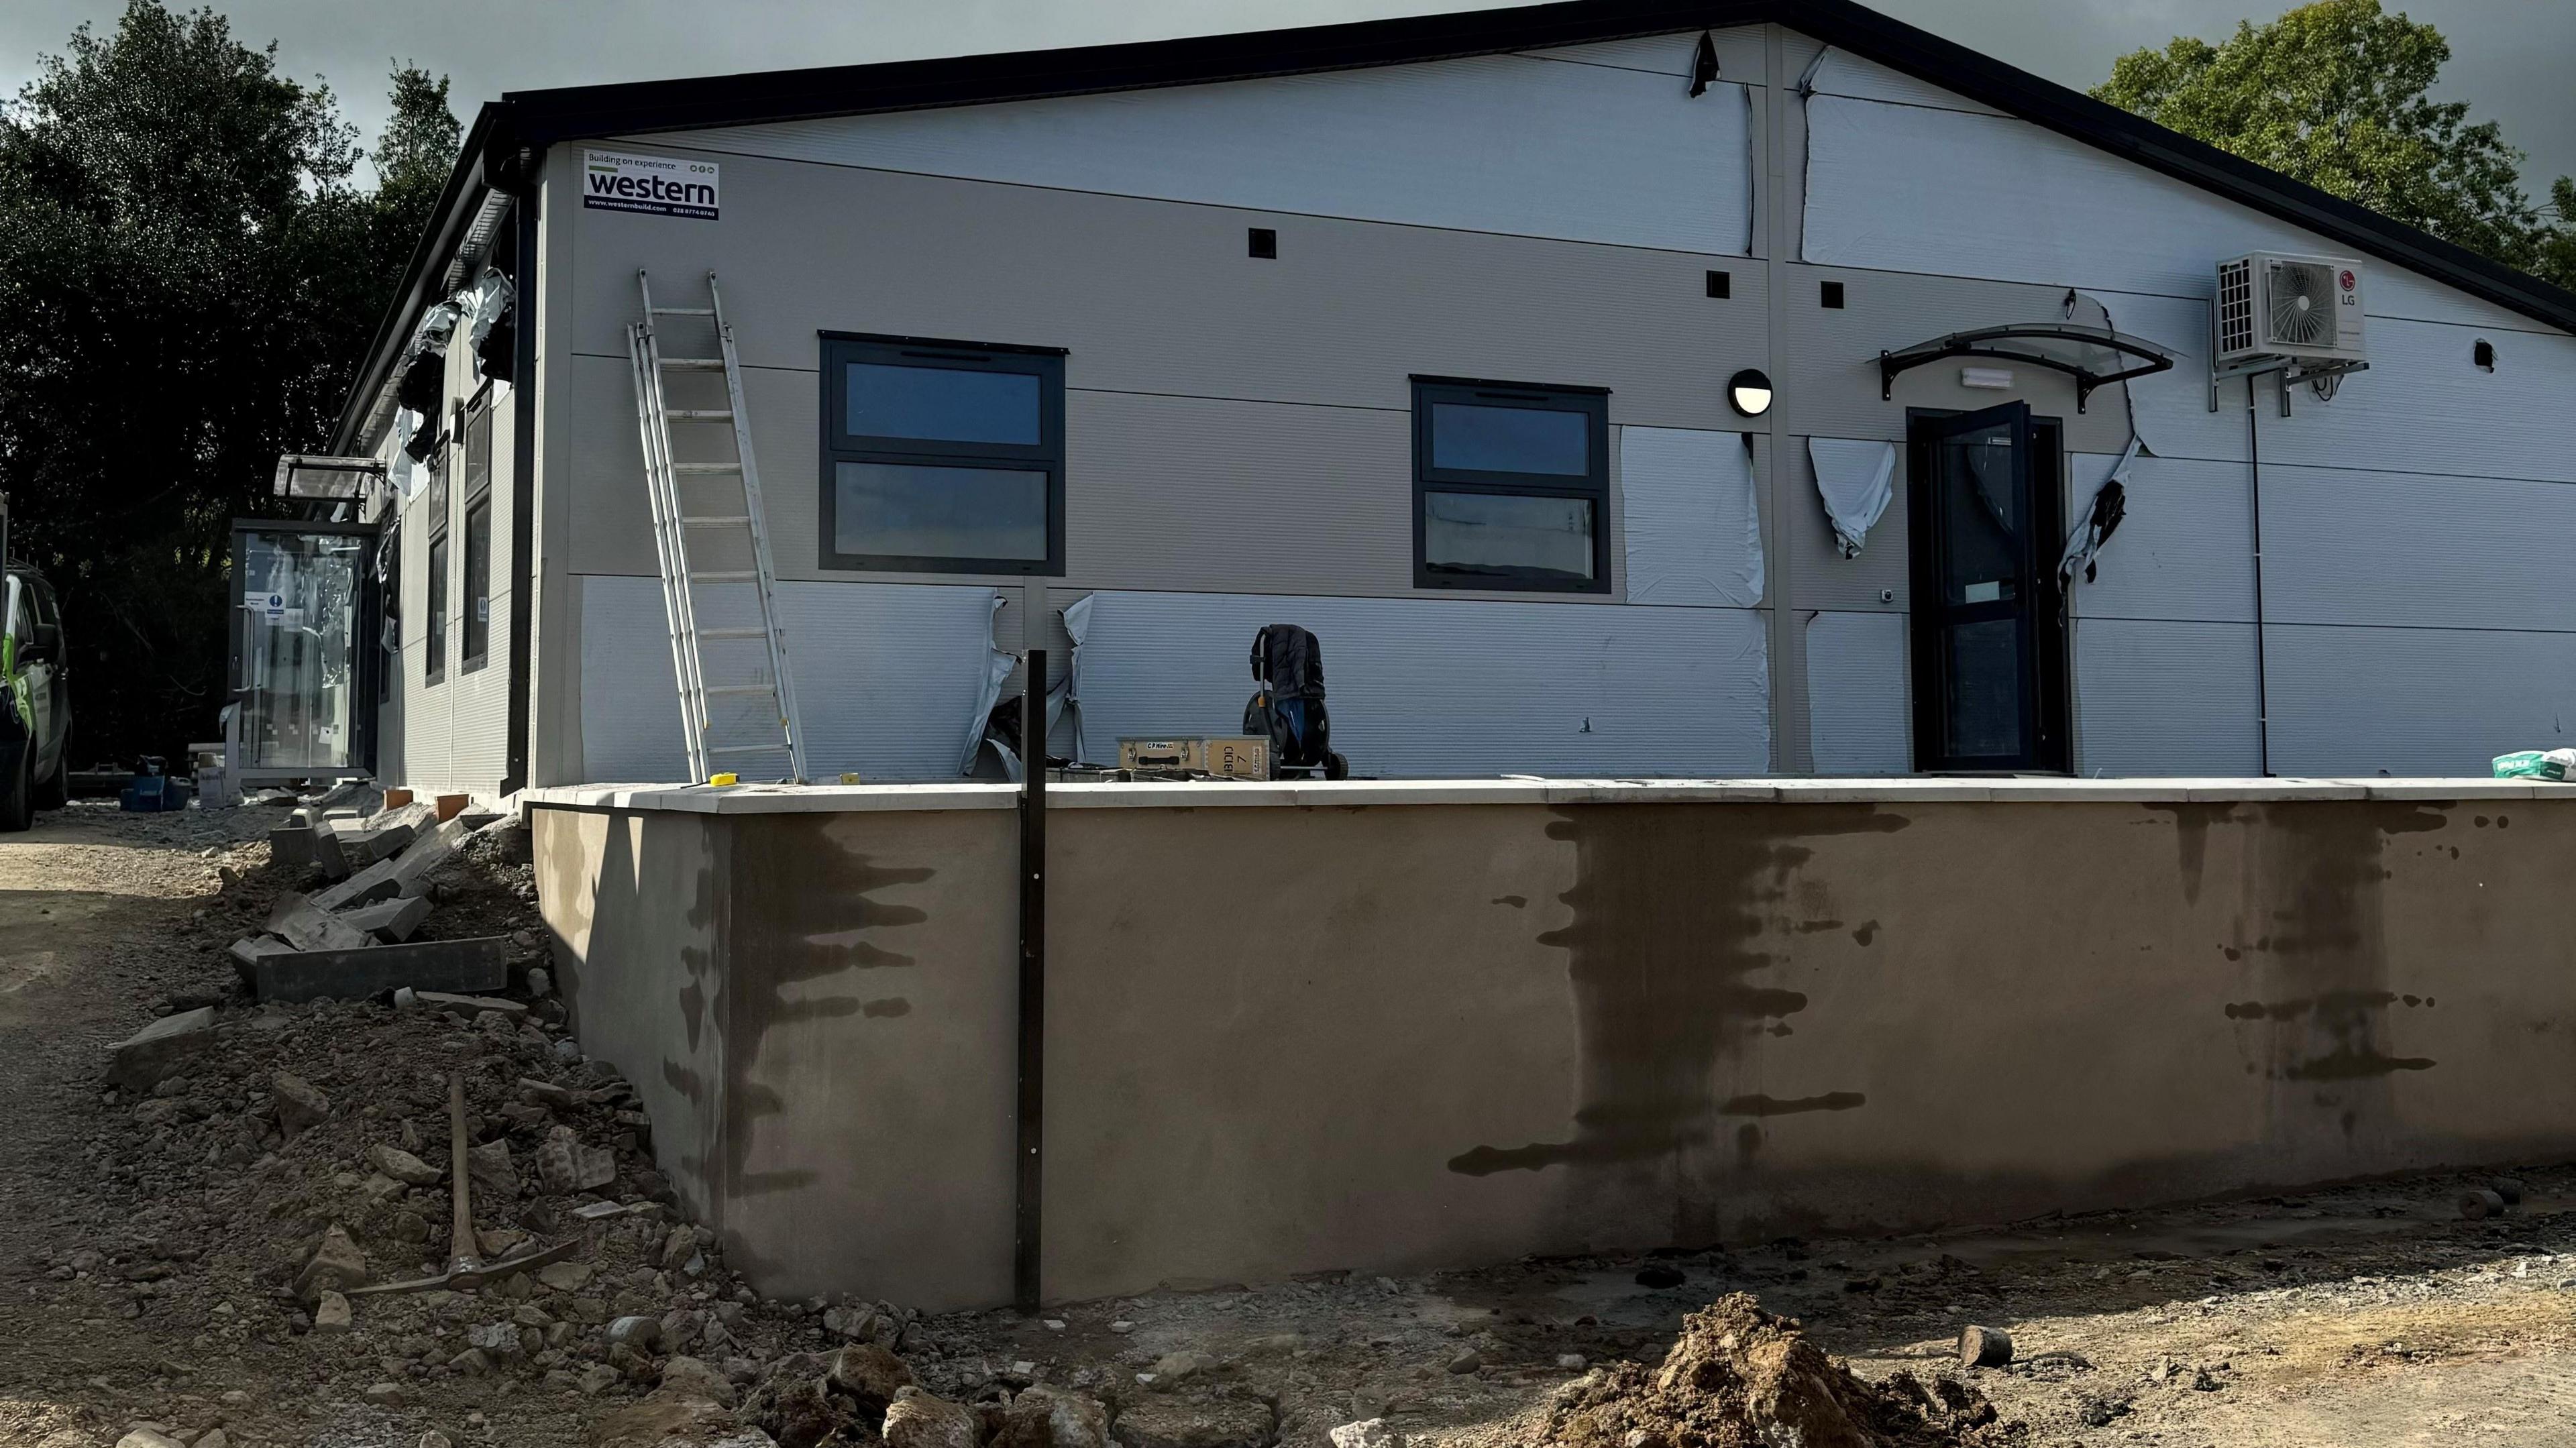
582;150;719;220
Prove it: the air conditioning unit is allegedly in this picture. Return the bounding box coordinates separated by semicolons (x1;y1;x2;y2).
2214;253;2367;366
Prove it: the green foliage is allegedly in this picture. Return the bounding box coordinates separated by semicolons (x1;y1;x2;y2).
0;2;454;765
2094;0;2575;290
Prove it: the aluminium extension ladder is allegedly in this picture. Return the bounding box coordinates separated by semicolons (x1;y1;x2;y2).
625;270;809;784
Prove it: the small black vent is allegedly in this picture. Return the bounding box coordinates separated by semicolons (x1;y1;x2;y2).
1248;227;1277;260
1706;270;1731;299
1821;280;1845;309
2474;338;2496;371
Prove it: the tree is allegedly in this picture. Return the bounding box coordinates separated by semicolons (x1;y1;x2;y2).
0;2;453;766
2094;0;2575;290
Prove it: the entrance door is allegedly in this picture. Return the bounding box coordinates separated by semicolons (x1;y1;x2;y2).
1907;404;2069;772
229;518;378;777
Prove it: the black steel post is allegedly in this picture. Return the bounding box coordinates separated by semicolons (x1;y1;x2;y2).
1013;649;1047;1311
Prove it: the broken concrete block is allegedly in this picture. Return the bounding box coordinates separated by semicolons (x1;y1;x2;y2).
417;991;525;1015
311;826;353;880
368;1143;443;1186
227;934;295;985
334;821;417;869
266;893;374;953
339;895;432;943
292;1224;367;1302
313;816;468;911
267;824;317;869
249;935;509;1004
272;1072;332;1139
106;1006;217;1093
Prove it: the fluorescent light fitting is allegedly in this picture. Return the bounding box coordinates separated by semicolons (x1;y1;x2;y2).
1961;367;2015;390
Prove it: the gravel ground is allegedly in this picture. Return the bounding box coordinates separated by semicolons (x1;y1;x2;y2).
3;801;2573;1448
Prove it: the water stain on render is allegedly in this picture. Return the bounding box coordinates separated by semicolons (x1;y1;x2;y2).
1448;803;1901;1177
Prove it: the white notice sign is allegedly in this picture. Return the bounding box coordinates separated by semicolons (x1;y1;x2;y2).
582;150;720;220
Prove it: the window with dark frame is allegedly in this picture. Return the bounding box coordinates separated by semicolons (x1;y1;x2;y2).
1409;378;1611;594
424;396;457;685
425;535;449;684
461;386;494;671
378;528;399;704
817;333;1066;575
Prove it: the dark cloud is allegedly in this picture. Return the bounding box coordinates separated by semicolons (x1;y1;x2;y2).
3;0;2567;191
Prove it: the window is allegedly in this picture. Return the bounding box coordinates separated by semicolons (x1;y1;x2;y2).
461;388;494;671
377;529;399;704
1410;378;1610;593
818;334;1065;574
425;535;449;683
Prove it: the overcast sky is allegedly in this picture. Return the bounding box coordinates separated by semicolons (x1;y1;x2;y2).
3;0;2569;194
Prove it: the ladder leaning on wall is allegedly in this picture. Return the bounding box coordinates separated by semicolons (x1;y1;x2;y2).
625;270;810;785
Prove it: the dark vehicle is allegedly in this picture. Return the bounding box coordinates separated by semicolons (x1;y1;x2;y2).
1;566;72;830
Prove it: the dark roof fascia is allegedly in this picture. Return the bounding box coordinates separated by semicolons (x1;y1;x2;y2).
328;102;504;455
334;0;2575;441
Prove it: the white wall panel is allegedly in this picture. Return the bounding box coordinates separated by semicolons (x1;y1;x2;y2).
1804;610;1909;773
2259;463;2576;631
2241;320;2576;484
579;574;1000;784
643;55;1750;255
2065;453;2255;624
1077;592;1770;777
2072;619;2261;777
2265;623;2576;776
1619;426;1762;606
1809;51;2003;116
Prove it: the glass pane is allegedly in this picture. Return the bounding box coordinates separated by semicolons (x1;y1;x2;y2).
1944;618;2023;758
427;537;449;676
464;500;492;660
1423;492;1595;581
845;361;1040;445
836;461;1048;561
1429;402;1590;476
1940;424;2022;604
235;528;367;770
463;402;492;496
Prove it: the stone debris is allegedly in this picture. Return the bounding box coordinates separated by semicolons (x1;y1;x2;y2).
1328;1420;1403;1448
369;1141;444;1185
1544;1294;2022;1448
291;1225;367;1302
105;1006;217;1092
270;1070;331;1139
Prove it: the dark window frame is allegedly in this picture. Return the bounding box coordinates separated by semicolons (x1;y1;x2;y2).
1409;376;1612;595
425;533;449;687
378;526;400;704
816;332;1067;576
460;384;496;673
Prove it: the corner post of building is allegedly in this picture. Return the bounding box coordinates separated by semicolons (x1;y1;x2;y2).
1013;645;1048;1311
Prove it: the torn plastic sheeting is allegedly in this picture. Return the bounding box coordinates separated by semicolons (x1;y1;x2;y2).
1049;593;1093;763
959;592;1015;777
1809;438;1896;559
2058;435;2139;589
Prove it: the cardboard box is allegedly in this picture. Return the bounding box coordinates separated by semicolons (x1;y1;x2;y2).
1118;736;1271;779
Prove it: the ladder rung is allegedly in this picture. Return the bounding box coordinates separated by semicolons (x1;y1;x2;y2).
652;307;715;316
703;684;778;697
672;463;741;474
708;743;793;755
667;410;735;421
688;570;757;581
698;626;769;638
683;515;753;526
659;358;725;370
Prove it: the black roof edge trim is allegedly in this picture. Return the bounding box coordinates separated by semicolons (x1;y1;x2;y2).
334;0;2576;446
1411;374;1615;396
820;329;1071;357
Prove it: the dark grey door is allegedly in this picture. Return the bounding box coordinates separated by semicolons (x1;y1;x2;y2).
1907;403;2069;771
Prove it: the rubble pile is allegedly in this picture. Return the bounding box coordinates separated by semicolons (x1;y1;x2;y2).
1540;1296;2025;1448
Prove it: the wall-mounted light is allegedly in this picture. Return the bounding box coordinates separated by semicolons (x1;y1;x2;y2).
1728;368;1773;417
1961;366;2015;390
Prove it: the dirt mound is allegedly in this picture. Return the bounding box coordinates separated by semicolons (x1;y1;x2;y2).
1543;1296;2022;1448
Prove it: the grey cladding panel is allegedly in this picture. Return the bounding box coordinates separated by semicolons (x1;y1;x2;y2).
1804;610;1909;773
2066;453;2255;624
1078;590;1770;777
2072;619;2261;777
2264;622;2576;776
570;156;1767;426
1782;438;1909;613
2259;463;2576;630
631;51;1751;255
